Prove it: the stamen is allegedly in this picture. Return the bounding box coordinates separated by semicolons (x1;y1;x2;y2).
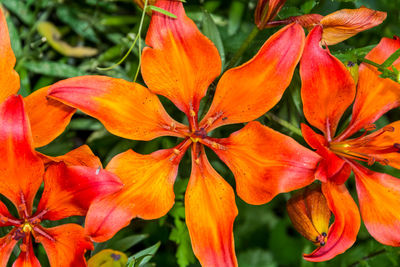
19;243;27;252
394;143;400;151
32;226;55;242
364;124;376;131
383;125;395;132
367;157;376;166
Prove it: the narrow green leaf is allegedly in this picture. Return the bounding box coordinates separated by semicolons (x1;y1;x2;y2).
228;0;245;35
22;61;86;78
380;48;400;68
202;10;225;68
2;0;35;25
147;5;177;18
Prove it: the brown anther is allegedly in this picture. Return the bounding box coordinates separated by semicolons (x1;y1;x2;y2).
383;125;395;132
381;159;389;166
315;233;326;246
13;228;25;241
367;157;376;166
364;124;376;131
194;128;207;139
17;204;26;212
0;215;8;224
394;143;400;151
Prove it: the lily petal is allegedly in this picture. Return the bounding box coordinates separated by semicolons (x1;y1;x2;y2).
48;75;186;141
201;23;305;131
339;36;400;140
212;121;319;205
37;224;93;267
304;181;360;262
0;95;43;215
186;147;238;267
39;145;102;168
0;8;19;103
0;233;17;267
300;25;355;139
353;164;400;246
36;162;122;221
320;7;386;45
141;0;221;116
24;86;75;148
13;236;40;267
85;147;184;242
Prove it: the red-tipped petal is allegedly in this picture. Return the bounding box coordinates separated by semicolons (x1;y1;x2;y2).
353;164;400;246
320;7;387;45
0;8;19;102
0;95;43;215
201;24;305;131
39;145;102;168
300;25;355;139
85;147;183;242
186;147;238;267
24;86;75;148
37;224;93;267
304;182;360;262
48;76;187;141
36;162;122;221
339;37;400;140
13;236;40;267
141;0;221;116
0;233;17;267
212;121;319;205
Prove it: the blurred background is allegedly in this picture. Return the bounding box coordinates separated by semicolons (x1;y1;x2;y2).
1;0;400;266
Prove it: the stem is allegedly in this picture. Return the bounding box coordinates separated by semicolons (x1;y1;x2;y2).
265;113;302;137
226;26;260;69
348;249;388;267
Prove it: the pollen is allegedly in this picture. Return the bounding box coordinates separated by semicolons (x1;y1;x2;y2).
22;222;33;233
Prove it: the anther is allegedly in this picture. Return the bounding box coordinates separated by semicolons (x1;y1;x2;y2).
19;243;27;252
394;143;400;151
383;125;395;132
364;124;376;131
381;159;389;166
367;157;376;166
0;215;8;224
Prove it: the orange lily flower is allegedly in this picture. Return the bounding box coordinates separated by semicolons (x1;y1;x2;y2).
0;95;123;266
0;7;75;148
264;25;400;261
271;6;386;45
48;1;314;265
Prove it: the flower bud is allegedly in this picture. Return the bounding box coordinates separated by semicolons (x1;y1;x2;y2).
255;0;287;29
287;184;331;247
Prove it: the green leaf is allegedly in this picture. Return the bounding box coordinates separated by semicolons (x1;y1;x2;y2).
126;242;161;267
5;16;22;58
202;10;225;68
380;48;400;68
108;234;148;252
228;0;245;35
2;0;35;25
22;61;87;78
147;5;177;18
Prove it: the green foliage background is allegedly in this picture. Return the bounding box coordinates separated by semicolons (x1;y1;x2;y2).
1;0;400;266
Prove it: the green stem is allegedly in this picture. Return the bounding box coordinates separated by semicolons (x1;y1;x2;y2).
226;26;260;69
265;113;302;137
348;249;388;267
133;0;149;82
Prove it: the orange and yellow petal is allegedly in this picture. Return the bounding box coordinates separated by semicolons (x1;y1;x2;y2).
286;14;323;30
353;164;400;246
212;121;319;204
23;86;75;148
201;23;304;131
186;147;238;267
0;233;18;267
48;75;187;141
300;25;355;139
320;7;386;45
37;224;93;267
339;37;400;140
141;0;221;116
39;144;102;168
85;147;184;242
0;8;19;103
304;181;360;262
36;162;122;221
0;95;43;215
13;236;40;267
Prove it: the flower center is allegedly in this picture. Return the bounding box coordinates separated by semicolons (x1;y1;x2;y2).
330;125;399;165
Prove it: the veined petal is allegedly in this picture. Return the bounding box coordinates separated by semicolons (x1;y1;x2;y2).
0;233;17;267
339;37;400;140
353;164;400;246
201;23;305;131
320;7;386;45
37;224;93;267
141;0;221;116
85;147;184;242
39;145;102;168
0;201;15;227
0;95;44;215
286;14;323;30
300;25;355;139
13;236;40;267
186;147;238;267
304;182;360;262
0;8;19;103
24;86;75;148
36;162;122;221
48;76;187;141
212;121;319;205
